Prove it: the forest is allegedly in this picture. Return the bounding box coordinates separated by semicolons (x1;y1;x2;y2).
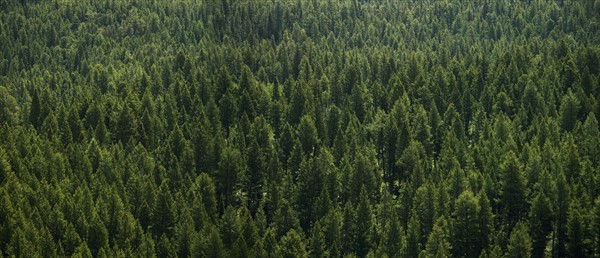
0;0;599;257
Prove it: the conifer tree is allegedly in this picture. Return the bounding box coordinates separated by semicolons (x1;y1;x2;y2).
506;222;532;258
422;216;451;258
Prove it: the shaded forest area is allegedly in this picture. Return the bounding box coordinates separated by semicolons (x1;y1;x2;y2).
1;0;600;257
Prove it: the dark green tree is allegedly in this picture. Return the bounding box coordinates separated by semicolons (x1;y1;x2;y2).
506;221;532;258
0;86;20;125
116;103;137;143
298;115;318;155
500;151;528;226
354;186;374;257
566;202;588;257
559;90;580;132
592;197;600;257
421;216;451;258
29;88;42;129
451;190;481;258
274;229;308;258
529;192;553;258
217;146;247;208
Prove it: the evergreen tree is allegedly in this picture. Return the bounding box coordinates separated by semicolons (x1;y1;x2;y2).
529;192;553;258
217;146;247;208
220;206;242;251
555;172;570;258
406;214;422;258
0;1;598;257
500;151;528;227
422;216;451;258
592;197;600;257
566;202;587;257
559;90;580;132
298;115;318;155
506;222;532;258
477;190;493;252
308;222;328;258
0;86;20;126
354;187;374;257
116;103;137;143
29;88;42;129
274;229;308;258
451;190;481;258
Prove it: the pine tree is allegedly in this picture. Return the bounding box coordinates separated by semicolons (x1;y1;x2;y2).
220;206;242;250
529;191;553;258
298;115;318;155
566;202;587;257
506;222;532;258
592;197;600;257
274;229;308;258
200;225;225;258
308;221;328;258
554;172;570;258
581;112;599;166
95;117;109;145
500;151;527;227
88;215;109;257
67;106;84;142
29;88;42;129
321;208;343;257
240;206;260;250
559;89;580;132
217;146;247;208
451;190;480;258
422;216;451;258
413;183;435;246
406;214;422;258
116;103;137;144
219;89;238;131
354;186;374;257
0;147;11;184
195;173;218;223
153;185;176;237
477;190;493;252
296;152;328;232
273;199;301;239
0;86;20;126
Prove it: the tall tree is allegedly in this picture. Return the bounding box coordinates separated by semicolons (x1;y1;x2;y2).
500;151;528;227
29;88;42;129
592;197;600;257
217;146;247;208
451;190;481;258
354;186;374;257
529;192;553;258
422;216;451;258
559;89;580;132
566;202;588;257
298;115;318;155
116;103;137;143
274;229;308;258
506;221;532;258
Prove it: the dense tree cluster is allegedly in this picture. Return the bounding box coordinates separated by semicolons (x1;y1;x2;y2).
1;0;599;257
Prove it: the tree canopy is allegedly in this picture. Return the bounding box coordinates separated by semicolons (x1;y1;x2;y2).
0;0;599;257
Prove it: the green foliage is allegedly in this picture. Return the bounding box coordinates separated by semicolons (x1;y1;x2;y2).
421;216;451;258
506;222;532;258
275;229;308;258
451;190;483;258
500;151;528;227
559;90;581;132
529;192;553;258
566;202;590;257
0;0;598;257
0;87;20;126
